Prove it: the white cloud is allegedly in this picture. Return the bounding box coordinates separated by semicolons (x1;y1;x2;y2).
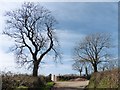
56;30;85;48
40;62;76;76
39;53;77;75
0;49;14;71
0;48;32;74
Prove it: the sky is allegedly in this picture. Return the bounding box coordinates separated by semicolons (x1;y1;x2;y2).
0;0;118;76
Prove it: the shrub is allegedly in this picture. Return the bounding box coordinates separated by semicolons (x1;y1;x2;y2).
2;72;46;90
45;74;52;82
87;68;119;89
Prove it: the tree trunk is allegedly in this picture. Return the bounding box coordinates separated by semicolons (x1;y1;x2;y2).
85;66;88;77
93;63;98;72
102;67;105;71
79;67;82;76
33;61;39;77
79;70;82;76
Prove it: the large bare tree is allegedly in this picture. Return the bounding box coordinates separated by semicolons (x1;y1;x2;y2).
73;33;111;72
3;2;60;77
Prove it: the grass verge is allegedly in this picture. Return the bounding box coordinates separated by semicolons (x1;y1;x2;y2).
46;82;55;89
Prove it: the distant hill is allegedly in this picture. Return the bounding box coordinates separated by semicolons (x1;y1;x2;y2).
86;68;119;89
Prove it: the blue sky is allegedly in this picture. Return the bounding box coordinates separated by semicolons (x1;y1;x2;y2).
0;1;118;76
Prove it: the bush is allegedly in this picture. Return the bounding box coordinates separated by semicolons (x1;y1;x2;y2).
45;74;52;82
87;69;119;89
2;72;46;90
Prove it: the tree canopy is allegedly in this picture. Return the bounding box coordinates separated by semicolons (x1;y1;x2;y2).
3;2;60;76
73;33;112;72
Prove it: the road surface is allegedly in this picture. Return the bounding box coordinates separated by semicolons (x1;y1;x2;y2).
51;80;89;90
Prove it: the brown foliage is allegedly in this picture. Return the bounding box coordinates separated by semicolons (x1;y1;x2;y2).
87;68;119;88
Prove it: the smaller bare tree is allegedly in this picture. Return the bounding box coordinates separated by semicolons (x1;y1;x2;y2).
107;58;118;70
98;62;109;71
72;60;83;76
73;33;112;73
98;58;118;71
72;59;92;77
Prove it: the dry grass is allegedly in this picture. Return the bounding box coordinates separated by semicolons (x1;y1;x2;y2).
87;68;119;89
2;73;46;90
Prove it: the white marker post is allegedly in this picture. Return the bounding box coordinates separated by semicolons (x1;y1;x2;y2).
51;74;54;81
51;74;57;82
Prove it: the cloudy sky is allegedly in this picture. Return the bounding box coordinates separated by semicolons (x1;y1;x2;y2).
0;0;118;76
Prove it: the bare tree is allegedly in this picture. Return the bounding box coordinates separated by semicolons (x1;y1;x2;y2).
73;33;112;73
107;58;118;70
98;58;118;71
72;59;92;77
72;60;83;76
3;2;60;77
98;62;109;71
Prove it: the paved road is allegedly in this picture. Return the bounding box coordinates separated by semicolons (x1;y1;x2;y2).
51;81;89;90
